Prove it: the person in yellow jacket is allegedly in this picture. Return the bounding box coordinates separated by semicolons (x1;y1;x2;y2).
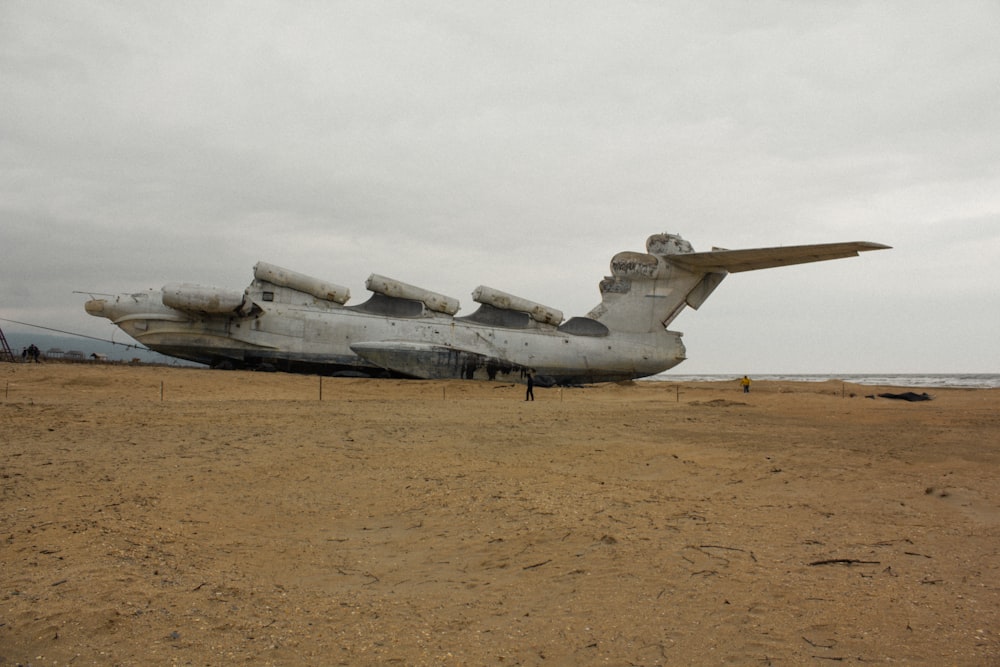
740;375;751;393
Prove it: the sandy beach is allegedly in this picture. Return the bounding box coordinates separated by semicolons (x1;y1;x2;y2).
2;363;998;666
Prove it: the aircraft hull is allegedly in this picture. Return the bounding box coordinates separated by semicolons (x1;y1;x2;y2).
94;292;686;385
84;234;887;383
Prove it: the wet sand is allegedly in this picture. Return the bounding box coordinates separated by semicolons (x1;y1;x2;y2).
2;363;998;665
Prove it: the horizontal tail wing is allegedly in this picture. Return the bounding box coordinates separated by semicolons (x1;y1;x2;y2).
665;241;891;274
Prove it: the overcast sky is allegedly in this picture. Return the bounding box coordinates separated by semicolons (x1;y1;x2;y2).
2;2;998;373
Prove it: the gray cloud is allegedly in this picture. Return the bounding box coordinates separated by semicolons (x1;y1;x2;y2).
2;1;998;372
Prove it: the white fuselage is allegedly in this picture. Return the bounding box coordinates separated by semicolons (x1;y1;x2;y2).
84;233;887;384
86;287;686;385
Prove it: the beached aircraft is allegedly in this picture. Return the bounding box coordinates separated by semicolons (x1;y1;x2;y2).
84;233;888;385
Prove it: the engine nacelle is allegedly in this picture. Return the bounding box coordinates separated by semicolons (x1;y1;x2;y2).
366;274;460;315
162;283;245;314
253;261;350;304
471;286;563;325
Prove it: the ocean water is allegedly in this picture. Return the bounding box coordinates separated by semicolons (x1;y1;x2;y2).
645;373;1000;389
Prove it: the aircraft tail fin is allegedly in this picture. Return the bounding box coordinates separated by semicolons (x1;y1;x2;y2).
587;234;889;334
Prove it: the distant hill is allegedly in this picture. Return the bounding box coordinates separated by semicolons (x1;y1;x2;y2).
3;330;199;367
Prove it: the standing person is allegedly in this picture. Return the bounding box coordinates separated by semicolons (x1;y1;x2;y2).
525;370;535;401
28;344;40;363
740;375;751;393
